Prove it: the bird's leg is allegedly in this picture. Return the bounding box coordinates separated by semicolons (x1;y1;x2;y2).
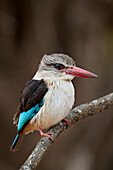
62;118;70;127
38;129;53;141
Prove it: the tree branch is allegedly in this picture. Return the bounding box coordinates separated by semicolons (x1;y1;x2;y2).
20;92;113;170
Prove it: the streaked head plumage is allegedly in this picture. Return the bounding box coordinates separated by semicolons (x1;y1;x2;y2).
37;53;76;80
33;53;97;80
38;53;76;72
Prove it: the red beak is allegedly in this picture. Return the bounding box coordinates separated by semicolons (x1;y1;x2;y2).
61;66;98;78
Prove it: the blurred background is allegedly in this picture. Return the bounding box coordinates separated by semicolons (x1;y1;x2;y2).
0;0;113;169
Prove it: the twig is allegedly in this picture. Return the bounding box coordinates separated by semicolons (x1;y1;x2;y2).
20;92;113;170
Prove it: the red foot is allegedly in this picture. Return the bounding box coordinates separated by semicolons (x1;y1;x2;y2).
38;129;54;142
62;118;70;127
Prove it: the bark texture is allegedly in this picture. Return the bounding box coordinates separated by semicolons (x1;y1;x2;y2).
20;92;113;170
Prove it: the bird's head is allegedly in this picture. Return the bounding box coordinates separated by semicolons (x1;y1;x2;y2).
35;53;97;81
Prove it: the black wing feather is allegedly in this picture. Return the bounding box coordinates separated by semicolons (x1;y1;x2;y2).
13;79;48;125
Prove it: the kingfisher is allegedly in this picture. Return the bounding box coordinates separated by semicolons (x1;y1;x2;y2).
10;53;97;152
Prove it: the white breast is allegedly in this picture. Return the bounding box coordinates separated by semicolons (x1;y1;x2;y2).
31;78;75;130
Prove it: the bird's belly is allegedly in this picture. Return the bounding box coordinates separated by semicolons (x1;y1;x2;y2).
31;81;75;130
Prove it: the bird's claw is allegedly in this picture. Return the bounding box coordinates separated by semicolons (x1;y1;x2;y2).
38;129;54;142
62;118;70;128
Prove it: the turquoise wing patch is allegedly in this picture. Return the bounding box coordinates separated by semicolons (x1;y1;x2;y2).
17;99;44;132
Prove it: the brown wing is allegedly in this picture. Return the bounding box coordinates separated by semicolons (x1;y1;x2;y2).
13;79;48;125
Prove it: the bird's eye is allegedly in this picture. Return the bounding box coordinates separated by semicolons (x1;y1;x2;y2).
55;64;65;70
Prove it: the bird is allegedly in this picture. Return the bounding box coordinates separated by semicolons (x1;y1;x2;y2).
10;53;97;152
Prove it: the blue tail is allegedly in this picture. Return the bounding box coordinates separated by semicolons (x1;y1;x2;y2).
10;133;23;152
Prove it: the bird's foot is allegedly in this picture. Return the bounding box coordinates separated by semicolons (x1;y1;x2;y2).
62;118;70;128
38;129;53;142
